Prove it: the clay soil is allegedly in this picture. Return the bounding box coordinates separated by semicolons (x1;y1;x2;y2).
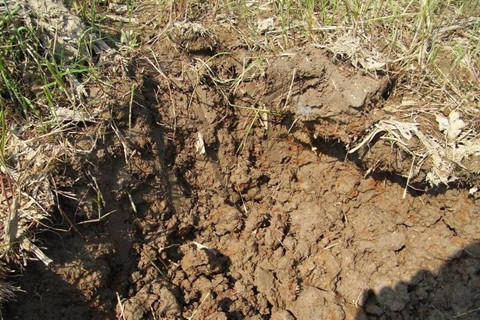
4;4;480;320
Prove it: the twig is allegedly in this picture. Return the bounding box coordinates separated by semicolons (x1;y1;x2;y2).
403;155;416;199
50;176;81;236
452;306;480;319
287;118;299;134
187;292;211;320
283;68;296;110
116;292;126;320
76;210;116;225
146;53;177;138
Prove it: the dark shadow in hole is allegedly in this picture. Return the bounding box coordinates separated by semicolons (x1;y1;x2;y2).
139;73;193;219
219;297;245;320
3;227;118;320
204;248;231;274
354;241;480;320
3;155;141;318
4;266;97;320
282;115;470;196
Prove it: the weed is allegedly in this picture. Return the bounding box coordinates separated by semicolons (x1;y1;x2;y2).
274;0;293;43
0;102;6;164
234;101;279;154
120;29;139;48
0;6;92;123
193;54;265;95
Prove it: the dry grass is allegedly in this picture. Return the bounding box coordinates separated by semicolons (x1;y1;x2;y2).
0;0;113;301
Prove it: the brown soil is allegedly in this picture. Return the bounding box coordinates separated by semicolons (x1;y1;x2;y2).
4;5;480;320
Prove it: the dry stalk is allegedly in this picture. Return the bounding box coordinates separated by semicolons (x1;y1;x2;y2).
146;53;178;138
50;176;81;235
1;172;18;250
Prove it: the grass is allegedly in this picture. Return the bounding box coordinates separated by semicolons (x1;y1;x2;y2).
0;0;141;305
0;0;107;286
0;6;93;123
232;1;479;113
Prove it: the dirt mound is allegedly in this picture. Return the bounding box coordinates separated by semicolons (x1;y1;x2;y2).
5;37;480;319
3;4;480;319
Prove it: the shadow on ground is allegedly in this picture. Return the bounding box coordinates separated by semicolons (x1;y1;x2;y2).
2;226;127;320
354;241;480;320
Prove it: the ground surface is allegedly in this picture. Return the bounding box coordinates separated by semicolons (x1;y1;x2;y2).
3;1;480;319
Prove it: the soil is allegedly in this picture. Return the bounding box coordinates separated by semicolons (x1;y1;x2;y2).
4;4;480;320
